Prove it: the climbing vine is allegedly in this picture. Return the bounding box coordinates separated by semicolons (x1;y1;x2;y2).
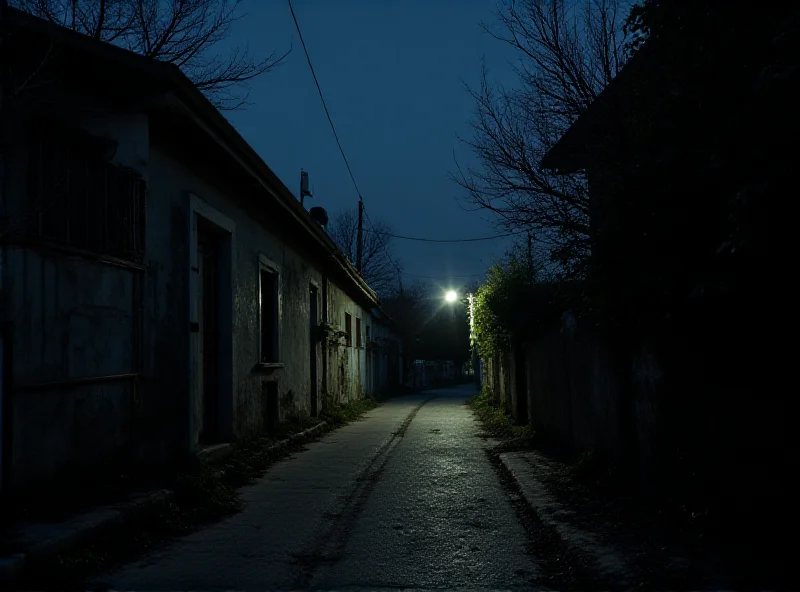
472;251;533;359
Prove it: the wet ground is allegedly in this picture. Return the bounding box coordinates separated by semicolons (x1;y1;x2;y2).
92;384;542;591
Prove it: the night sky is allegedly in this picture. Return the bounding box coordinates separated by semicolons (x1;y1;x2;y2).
222;0;518;291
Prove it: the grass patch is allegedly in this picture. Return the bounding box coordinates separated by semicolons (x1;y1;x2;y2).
319;395;378;427
467;389;534;444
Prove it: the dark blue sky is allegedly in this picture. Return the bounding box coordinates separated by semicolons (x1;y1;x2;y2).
224;0;518;291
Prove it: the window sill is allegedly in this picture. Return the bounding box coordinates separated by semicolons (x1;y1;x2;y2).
253;362;285;374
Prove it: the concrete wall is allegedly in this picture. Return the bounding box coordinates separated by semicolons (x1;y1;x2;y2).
145;145;401;452
323;281;366;405
364;318;398;397
145;146;326;447
517;313;661;463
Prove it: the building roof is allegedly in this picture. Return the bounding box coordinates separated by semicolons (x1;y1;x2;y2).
7;7;380;307
539;45;652;173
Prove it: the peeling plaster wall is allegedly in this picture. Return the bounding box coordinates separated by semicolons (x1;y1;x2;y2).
5;112;403;491
145;146;391;450
146;146;326;448
324;281;367;405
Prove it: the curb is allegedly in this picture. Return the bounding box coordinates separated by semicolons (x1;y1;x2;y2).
199;420;330;467
498;451;634;586
273;420;330;452
0;489;173;584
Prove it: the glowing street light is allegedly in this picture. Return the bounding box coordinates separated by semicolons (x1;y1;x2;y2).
445;290;457;303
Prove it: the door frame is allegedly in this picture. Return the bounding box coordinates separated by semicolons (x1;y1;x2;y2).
309;281;320;416
188;193;235;452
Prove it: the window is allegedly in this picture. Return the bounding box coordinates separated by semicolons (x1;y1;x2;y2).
366;325;371;344
25;124;146;263
260;267;280;362
356;317;362;348
345;313;352;347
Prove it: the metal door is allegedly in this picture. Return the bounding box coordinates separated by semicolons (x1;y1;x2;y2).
198;234;221;444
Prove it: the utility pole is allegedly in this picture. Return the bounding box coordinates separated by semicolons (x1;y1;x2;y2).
526;231;534;282
356;198;364;273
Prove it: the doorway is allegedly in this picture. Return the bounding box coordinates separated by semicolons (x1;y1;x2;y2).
198;226;222;444
188;195;234;453
309;284;319;416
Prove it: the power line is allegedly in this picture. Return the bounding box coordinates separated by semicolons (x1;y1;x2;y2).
287;1;405;285
287;0;362;201
365;228;524;243
402;271;487;279
287;2;488;287
363;206;403;274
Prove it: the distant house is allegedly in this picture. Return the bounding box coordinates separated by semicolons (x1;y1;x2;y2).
0;8;403;494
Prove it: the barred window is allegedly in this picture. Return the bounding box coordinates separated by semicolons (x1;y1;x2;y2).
26;126;146;263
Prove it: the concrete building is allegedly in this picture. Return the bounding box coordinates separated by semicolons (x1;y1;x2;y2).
0;9;403;494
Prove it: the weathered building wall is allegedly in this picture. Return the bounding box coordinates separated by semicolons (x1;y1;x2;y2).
367;318;401;396
324;281;367;405
146;145;329;448
4;113;148;491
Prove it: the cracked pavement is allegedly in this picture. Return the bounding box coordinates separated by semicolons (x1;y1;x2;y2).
94;384;540;591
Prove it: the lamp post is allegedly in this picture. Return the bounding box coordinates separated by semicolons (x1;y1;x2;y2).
444;290;481;388
466;293;480;388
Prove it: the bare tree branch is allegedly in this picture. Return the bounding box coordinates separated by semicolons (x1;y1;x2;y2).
10;0;289;110
453;0;630;277
327;207;401;297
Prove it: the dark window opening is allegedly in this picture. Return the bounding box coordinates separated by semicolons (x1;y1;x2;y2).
25;124;146;263
345;312;352;347
366;325;371;344
356;317;362;348
260;269;279;362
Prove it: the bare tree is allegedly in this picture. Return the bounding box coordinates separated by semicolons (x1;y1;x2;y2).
453;0;630;277
327;207;400;297
10;0;290;110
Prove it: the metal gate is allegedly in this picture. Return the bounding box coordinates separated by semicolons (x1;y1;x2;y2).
1;322;14;497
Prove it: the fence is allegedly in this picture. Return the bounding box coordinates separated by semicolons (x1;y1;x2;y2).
483;312;662;467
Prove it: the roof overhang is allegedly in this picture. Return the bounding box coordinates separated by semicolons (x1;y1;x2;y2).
540;46;652;174
8;7;380;308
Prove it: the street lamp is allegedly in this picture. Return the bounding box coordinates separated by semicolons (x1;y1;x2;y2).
442;289;480;387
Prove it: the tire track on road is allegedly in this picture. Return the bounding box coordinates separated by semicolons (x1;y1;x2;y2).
290;395;438;589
